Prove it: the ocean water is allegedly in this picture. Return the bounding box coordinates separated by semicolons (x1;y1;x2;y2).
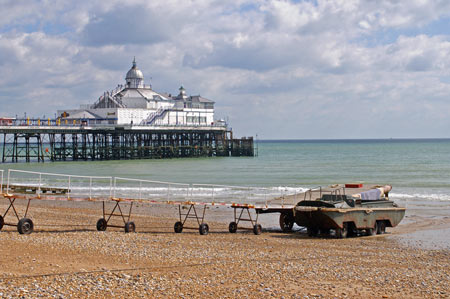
1;139;450;202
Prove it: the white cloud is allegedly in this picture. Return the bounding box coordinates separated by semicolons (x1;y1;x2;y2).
1;0;450;138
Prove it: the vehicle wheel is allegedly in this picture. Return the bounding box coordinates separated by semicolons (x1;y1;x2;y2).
0;215;4;231
199;223;209;235
279;213;294;232
96;218;107;231
366;222;377;236
336;224;348;239
124;221;136;233
346;223;356;237
174;221;183;233
320;228;331;235
307;226;319;237
377;221;386;234
17;218;34;235
229;221;238;233
253;224;262;235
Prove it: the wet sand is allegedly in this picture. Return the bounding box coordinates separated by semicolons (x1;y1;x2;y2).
0;198;449;298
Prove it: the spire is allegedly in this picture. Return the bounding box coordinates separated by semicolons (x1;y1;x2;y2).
132;56;136;68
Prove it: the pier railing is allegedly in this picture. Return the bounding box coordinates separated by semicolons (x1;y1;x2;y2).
2;169;304;205
2;118;228;129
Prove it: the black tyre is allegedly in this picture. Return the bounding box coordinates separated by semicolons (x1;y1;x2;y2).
279;213;294;232
96;218;107;231
17;218;34;235
253;224;262;235
229;221;238;233
199;223;209;235
377;221;386;234
125;221;136;233
336;224;348;239
321;228;331;235
307;226;319;237
174;221;183;233
366;222;377;236
0;215;4;231
346;223;357;237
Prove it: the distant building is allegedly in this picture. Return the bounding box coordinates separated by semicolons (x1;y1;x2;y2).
58;58;217;126
0;117;14;125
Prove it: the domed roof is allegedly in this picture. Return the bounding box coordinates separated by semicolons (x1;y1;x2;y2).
126;58;144;80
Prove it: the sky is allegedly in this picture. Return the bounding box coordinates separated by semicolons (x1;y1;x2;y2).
1;0;450;139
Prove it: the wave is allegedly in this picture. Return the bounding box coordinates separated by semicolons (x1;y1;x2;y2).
390;192;450;201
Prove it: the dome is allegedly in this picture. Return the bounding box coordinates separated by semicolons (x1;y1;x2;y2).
125;57;144;88
126;58;144;80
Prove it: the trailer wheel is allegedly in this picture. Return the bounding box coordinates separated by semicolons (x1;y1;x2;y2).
96;218;107;231
124;221;136;233
376;221;386;234
174;221;183;233
17;218;34;235
253;224;262;235
307;226;319;237
279;213;294;232
199;223;209;235
0;215;4;231
229;221;238;233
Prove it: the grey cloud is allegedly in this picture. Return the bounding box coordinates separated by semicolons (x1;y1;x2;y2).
406;55;433;72
80;6;178;46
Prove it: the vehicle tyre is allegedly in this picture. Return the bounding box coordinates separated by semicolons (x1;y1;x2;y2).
253;224;262;235
0;215;4;231
199;223;209;235
174;221;183;233
366;222;377;236
346;223;356;237
336;224;348;239
17;218;34;235
279;213;294;232
377;221;386;234
96;218;107;231
320;228;331;235
307;226;319;237
228;221;238;233
124;221;136;233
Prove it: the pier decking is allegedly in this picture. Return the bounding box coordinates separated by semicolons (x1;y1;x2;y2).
0;124;254;162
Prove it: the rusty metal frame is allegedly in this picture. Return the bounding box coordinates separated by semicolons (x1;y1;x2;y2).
101;200;134;228
232;206;259;231
177;204;207;230
1;196;32;228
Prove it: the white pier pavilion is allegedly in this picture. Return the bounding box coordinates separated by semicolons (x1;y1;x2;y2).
58;58;218;127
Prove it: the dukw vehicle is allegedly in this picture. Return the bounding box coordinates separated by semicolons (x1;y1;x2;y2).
292;184;405;238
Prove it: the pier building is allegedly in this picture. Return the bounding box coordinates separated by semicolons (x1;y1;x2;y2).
0;59;254;162
58;58;216;127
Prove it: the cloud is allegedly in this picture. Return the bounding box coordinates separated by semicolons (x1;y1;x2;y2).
1;0;450;138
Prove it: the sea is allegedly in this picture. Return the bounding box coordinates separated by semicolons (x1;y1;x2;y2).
1;139;450;202
2;139;450;248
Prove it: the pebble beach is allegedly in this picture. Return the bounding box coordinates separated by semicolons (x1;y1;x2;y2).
0;199;449;298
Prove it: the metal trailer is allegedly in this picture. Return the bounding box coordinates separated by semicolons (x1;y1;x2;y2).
0;169;405;238
0;169;296;235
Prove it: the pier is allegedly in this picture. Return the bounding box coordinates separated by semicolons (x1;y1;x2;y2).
0;124;254;163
